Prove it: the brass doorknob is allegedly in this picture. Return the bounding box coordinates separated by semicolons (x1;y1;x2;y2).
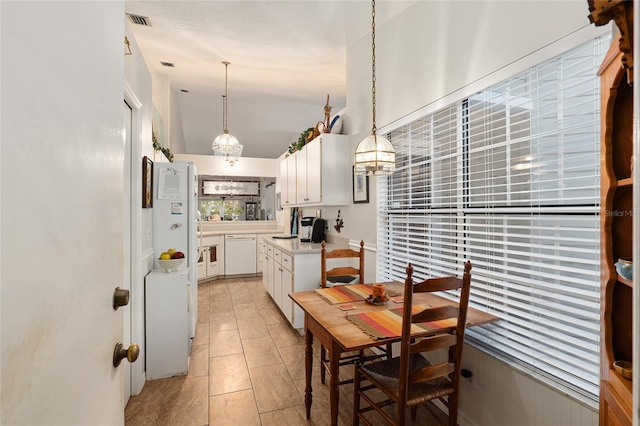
113;342;139;367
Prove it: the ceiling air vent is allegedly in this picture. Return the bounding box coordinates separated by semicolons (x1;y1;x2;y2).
126;13;151;26
161;62;175;68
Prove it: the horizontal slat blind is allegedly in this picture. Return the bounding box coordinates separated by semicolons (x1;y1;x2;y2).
378;35;610;398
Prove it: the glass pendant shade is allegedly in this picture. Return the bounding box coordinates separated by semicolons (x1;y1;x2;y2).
212;130;240;154
354;133;396;175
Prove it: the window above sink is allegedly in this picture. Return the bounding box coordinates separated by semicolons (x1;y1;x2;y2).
201;179;260;196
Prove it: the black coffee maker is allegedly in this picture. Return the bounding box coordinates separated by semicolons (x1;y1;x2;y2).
310;218;327;243
299;217;315;242
300;217;327;243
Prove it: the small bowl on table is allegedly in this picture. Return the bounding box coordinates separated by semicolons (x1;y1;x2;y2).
158;258;185;273
613;360;632;380
615;258;633;280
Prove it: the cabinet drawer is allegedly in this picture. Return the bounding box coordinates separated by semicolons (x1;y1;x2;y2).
281;253;293;272
274;249;282;264
202;235;221;246
267;244;273;257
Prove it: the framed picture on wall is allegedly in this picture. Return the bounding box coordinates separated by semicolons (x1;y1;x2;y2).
142;156;153;208
352;166;369;204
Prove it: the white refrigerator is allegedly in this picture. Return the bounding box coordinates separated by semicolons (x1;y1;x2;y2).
151;161;199;342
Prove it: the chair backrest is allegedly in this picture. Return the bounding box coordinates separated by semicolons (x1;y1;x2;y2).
320;240;365;288
397;261;472;407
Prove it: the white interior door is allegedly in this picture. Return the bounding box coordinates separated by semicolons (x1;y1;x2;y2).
123;101;133;404
1;2;126;423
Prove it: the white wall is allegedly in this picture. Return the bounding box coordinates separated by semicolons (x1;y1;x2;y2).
124;20;156;396
337;1;606;424
174;154;277;178
347;0;598;135
151;72;171;152
170;87;187;154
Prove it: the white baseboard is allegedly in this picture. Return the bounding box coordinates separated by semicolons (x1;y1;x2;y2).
132;370;146;396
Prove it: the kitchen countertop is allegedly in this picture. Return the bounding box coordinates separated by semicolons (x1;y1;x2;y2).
263;236;343;255
199;229;281;237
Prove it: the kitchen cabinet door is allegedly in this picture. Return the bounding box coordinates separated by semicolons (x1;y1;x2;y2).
286;154;297;208
261;253;269;290
280;268;294;324
206;245;219;277
266;254;275;299
274;262;283;309
279;158;289;206
296;149;308;204
197;247;207;280
304;139;322;204
258;241;266;273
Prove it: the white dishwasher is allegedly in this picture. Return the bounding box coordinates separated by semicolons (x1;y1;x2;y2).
224;234;257;276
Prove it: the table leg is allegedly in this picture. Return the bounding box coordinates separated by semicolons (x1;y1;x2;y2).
329;341;340;426
304;328;313;419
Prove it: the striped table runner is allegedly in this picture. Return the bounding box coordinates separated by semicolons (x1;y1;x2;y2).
347;305;449;340
314;284;374;304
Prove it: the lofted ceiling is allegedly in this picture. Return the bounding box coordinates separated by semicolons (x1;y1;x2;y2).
124;1;416;159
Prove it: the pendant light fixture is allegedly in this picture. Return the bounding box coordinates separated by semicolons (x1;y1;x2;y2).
212;61;241;156
354;0;395;176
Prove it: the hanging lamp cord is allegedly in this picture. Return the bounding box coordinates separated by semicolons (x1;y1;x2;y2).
223;61;230;133
371;0;377;136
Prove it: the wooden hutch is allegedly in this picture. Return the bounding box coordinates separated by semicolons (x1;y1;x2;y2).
588;1;634;424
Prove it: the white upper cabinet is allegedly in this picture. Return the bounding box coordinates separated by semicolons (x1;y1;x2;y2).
279;154;297;207
286;154;296;206
304;138;322;204
279;134;350;207
295;147;308;204
279;157;288;206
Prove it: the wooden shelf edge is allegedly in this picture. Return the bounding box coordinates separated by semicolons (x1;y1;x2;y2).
617;274;633;287
608;366;633;395
618;275;633;288
617;177;634;187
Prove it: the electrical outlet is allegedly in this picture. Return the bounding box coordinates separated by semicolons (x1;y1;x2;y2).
461;365;476;390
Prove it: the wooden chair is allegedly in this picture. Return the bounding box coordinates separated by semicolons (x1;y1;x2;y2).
320;240;365;287
319;240;391;385
353;261;472;426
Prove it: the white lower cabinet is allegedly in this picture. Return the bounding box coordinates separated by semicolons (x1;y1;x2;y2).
263;240;321;329
280;267;293;324
197;236;223;281
263;244;275;297
258;239;266;273
258;246;273;291
145;269;189;380
267;256;275;298
274;251;283;308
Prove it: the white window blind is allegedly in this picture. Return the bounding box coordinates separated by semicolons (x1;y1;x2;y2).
378;35;610;398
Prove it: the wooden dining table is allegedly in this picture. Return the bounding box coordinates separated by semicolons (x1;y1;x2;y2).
289;281;500;426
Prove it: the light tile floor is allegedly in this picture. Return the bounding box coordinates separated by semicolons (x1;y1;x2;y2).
124;276;441;425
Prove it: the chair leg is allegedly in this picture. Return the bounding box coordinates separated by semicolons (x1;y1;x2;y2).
397;402;406;426
448;393;459;426
386;343;393;359
353;365;361;426
411;405;417;421
320;344;326;384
